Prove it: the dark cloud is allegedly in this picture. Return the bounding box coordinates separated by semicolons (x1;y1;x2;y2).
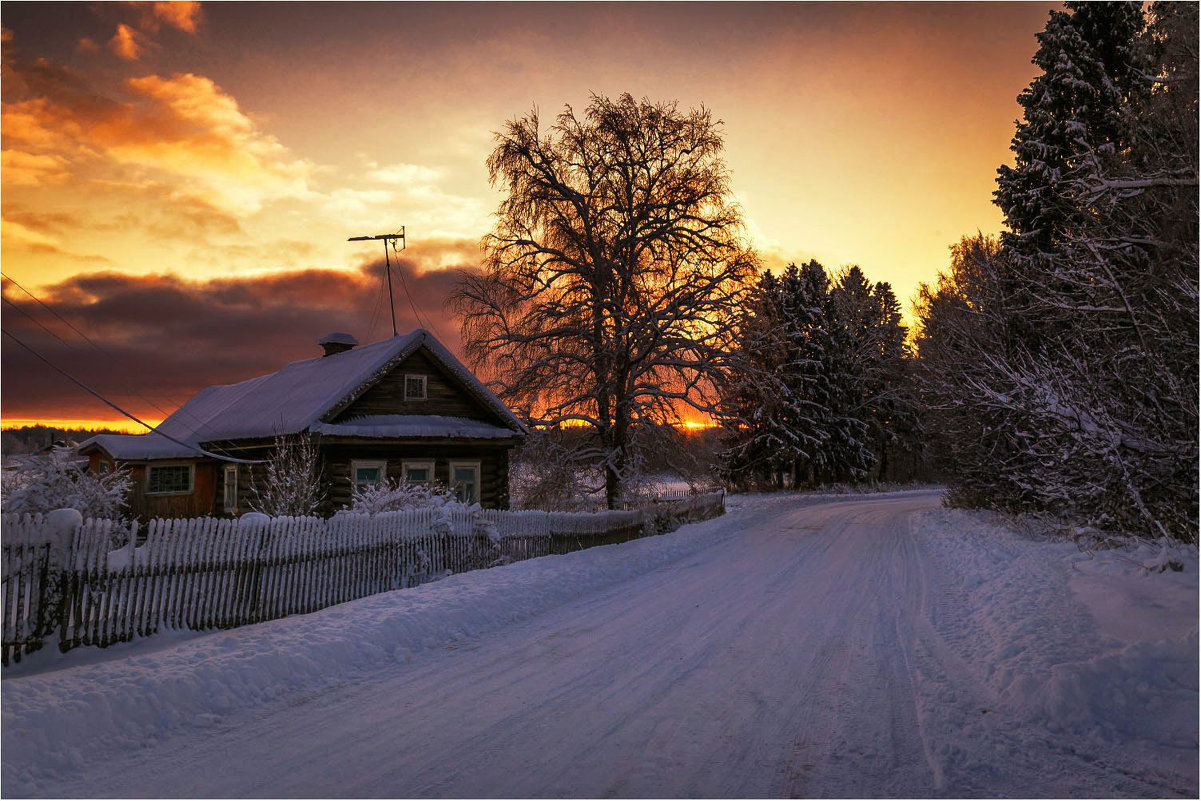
1;248;479;422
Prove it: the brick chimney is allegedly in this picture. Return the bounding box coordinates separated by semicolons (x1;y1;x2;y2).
318;332;358;357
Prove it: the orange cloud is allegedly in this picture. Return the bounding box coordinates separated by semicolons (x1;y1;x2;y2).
150;2;202;34
1;149;70;185
108;23;145;61
2;63;315;216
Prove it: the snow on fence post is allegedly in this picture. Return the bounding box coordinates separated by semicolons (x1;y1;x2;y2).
43;509;82;656
0;509;80;662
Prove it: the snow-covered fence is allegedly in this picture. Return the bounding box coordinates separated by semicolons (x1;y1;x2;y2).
1;492;723;662
1;527;54;665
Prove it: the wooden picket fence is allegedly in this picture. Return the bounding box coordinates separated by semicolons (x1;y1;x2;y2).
1;492;723;665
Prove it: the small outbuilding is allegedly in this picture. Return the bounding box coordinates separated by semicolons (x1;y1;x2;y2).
78;330;527;519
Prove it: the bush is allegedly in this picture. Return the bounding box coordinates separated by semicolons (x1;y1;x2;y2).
1;446;131;520
346;478;467;516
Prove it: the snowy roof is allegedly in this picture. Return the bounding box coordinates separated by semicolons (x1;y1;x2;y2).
79;330;525;460
311;415;521;440
79;433;204;461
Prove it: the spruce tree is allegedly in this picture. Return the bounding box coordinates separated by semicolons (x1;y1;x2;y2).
778;261;834;486
919;2;1196;541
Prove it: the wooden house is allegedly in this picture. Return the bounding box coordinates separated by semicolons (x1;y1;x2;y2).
78;330;527;519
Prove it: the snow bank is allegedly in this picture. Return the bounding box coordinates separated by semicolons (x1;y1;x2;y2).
912;508;1198;766
1;509;739;794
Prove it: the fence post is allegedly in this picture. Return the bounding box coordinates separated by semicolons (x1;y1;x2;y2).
40;508;83;653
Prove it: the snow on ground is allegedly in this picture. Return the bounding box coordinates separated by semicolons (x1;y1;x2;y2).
908;508;1197;795
2;489;1196;798
2;499;753;794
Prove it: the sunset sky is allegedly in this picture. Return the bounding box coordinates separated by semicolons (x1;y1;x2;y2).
2;1;1057;430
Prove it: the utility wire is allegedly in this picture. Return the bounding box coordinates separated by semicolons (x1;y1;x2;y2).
2;296;76;351
2;294;179;421
2;328;263;464
0;272;235;450
391;238;430;330
2;272;104;349
366;254;387;342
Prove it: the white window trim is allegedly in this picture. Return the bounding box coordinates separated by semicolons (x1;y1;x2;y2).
223;465;238;515
448;460;482;504
350;459;388;489
146;462;195;496
403;373;428;401
401;460;435;484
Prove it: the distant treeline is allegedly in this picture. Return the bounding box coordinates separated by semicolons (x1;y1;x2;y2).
1;425;123;457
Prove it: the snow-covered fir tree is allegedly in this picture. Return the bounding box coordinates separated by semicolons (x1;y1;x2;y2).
719;261;915;489
918;2;1197;542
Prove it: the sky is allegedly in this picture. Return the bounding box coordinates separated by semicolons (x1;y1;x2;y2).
1;1;1057;430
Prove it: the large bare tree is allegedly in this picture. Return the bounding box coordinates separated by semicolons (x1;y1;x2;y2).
454;94;758;507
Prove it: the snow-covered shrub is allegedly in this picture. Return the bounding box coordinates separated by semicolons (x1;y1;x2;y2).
1;446;131;520
509;430;603;511
247;434;325;517
346;478;463;516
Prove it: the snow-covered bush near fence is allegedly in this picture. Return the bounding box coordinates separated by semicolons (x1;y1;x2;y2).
1;446;131;521
346;478;467;516
247;434;325;517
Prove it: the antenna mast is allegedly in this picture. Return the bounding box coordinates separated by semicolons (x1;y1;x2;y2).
347;227;405;336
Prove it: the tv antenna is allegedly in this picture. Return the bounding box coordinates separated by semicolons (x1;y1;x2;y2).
347;227;405;336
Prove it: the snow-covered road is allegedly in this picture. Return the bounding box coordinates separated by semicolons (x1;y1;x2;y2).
4;491;1196;797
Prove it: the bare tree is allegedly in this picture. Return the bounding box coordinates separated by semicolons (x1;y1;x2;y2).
247;434;325;517
453;94;758;508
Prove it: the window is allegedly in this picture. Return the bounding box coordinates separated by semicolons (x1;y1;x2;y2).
350;459;387;491
448;460;481;504
404;374;427;401
146;463;194;495
223;465;238;514
402;460;435;484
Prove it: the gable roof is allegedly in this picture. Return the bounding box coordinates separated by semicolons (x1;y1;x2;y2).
80;330;525;460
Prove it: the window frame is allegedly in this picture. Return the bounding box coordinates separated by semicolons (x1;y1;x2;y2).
403;373;428;401
145;462;195;496
401;460;435;485
222;464;238;515
350;459;388;490
448;460;481;504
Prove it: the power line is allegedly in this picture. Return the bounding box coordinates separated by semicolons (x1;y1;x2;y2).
2;328;263;465
2;296;76;351
390;237;431;330
348;227;432;335
0;272;221;439
2;271;104;350
1;295;182;422
366;255;387;342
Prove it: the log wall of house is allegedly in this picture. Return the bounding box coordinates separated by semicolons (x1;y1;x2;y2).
209;442;275;519
126;461;219;520
321;442;513;512
207;441;515;516
333;351;497;422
